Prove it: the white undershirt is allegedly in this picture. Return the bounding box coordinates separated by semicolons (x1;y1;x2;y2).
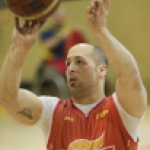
73;99;102;117
36;93;144;144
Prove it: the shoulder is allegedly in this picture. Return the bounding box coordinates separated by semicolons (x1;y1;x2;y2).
38;96;60;110
54;99;72;110
111;93;145;142
36;96;60;125
38;96;72;110
99;95;113;108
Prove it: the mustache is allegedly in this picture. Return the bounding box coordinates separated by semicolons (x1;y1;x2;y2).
67;73;79;81
68;73;78;78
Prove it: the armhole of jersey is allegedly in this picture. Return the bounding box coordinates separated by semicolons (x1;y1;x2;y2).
47;100;68;149
35;96;60;144
112;93;143;142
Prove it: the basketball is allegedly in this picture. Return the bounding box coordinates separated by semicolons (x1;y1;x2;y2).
5;0;61;21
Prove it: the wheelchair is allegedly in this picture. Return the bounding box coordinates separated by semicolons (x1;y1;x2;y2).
32;65;70;99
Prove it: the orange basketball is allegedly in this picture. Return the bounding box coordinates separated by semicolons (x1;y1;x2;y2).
5;0;61;21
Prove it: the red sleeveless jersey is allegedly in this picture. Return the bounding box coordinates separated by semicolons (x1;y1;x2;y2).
47;96;138;150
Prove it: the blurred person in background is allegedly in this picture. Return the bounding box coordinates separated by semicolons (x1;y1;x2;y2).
38;7;69;76
0;0;147;150
38;7;88;76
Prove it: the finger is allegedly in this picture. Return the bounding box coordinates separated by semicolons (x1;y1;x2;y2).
103;0;110;10
15;17;24;34
15;17;21;30
93;0;105;14
30;20;38;28
92;0;99;8
87;5;96;15
32;23;41;35
86;6;91;14
39;20;46;26
23;20;30;28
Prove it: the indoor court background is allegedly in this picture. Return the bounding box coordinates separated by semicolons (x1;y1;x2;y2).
0;0;150;149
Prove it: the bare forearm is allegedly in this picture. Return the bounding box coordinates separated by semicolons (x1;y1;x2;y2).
95;28;139;77
0;45;27;105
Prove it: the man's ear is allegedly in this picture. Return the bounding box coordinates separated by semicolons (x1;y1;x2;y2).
97;64;107;77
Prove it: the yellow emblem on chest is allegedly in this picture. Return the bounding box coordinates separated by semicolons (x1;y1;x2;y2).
64;116;74;122
96;110;109;120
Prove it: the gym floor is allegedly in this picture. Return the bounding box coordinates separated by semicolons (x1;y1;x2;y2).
0;106;149;150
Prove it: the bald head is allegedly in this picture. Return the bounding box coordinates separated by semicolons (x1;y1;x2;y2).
67;43;108;66
67;43;93;58
92;46;108;66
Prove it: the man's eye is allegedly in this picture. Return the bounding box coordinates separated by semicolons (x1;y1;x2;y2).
77;60;83;64
66;62;70;66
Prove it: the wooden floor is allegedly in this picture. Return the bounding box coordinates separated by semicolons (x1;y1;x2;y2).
0;106;149;150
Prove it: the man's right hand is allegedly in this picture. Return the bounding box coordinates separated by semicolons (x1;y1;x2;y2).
12;17;45;51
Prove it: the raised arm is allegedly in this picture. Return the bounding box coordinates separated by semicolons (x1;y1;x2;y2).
0;18;45;125
86;0;147;117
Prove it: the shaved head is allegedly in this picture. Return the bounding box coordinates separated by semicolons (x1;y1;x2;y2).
92;46;108;66
67;43;108;67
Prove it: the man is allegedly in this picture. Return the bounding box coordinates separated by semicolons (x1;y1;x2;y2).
0;0;147;150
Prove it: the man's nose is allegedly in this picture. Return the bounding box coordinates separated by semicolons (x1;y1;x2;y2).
68;62;76;72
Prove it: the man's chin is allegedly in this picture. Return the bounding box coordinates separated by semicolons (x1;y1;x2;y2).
70;83;76;87
69;85;77;93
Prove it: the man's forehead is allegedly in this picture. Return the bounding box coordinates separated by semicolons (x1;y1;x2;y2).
67;43;94;59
